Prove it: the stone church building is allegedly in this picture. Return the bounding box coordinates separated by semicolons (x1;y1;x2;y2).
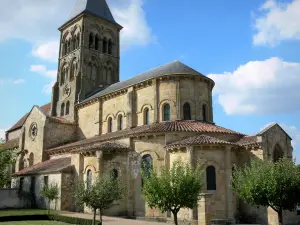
2;0;298;224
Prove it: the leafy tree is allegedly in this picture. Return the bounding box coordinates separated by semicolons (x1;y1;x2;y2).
0;148;17;188
74;171;124;225
141;159;204;225
231;157;300;225
40;182;59;214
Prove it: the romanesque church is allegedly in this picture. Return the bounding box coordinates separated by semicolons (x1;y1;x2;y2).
2;0;296;224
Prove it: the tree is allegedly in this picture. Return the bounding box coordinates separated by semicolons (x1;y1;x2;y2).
40;182;59;214
231;157;300;225
141;159;204;225
0;148;17;188
74;171;124;225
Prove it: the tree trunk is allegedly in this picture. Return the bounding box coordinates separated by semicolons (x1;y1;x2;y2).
99;208;103;225
172;211;178;225
277;210;283;225
93;208;96;225
48;199;50;215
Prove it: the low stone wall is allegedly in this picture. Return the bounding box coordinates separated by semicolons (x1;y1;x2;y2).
0;188;25;209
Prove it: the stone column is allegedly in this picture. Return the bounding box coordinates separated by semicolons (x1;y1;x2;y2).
96;151;104;178
225;146;233;219
187;146;195;220
198;193;213;225
176;78;181;120
153;79;159;123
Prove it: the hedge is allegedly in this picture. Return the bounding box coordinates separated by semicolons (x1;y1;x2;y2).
0;214;101;225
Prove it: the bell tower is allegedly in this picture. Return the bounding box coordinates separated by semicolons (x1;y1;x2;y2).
50;0;123;121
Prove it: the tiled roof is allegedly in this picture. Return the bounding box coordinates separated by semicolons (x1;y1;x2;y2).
6;114;29;132
71;141;129;153
166;134;237;149
235;136;261;147
2;138;19;150
14;157;72;176
40;103;51;115
7;103;51;132
83;61;213;103
47;121;244;153
68;0;118;26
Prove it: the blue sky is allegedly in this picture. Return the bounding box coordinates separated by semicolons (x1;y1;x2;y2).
0;0;300;161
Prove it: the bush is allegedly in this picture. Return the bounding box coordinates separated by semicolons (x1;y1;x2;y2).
0;214;101;225
49;214;101;225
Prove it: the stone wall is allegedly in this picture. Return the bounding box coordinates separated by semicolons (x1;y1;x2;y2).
44;119;77;149
0;188;26;209
7;128;21;141
77;101;100;139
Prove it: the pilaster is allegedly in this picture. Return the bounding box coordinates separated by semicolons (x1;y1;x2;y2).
225;146;233;219
96;150;104;178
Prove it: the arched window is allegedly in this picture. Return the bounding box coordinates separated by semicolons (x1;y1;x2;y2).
118;115;123;131
95;35;99;50
72;37;76;51
87;170;92;189
183;103;191;120
144;108;150;125
108;40;113;54
63;42;67;56
29;153;34;167
206;165;216;190
202;104;207;122
61;103;65;116
66;101;70;115
70;60;77;81
141;154;153;187
111;169;118;179
67;40;71;53
60;69;65;85
103;38;107;53
108;117;113;133
273;144;284;162
89;33;94;49
163;104;170;121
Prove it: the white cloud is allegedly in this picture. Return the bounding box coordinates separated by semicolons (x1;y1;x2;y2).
208;57;300;115
32;41;60;62
253;0;300;46
30;65;57;94
0;0;154;62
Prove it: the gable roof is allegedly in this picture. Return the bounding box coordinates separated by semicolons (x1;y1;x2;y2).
6;103;51;133
67;0;119;26
257;123;292;140
83;60;214;103
14;157;72;176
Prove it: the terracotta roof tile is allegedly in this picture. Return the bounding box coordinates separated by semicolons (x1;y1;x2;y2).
14;157;71;176
71;141;130;153
47;121;244;153
40;103;51;115
236;135;261;147
166;134;237;149
2;138;19;150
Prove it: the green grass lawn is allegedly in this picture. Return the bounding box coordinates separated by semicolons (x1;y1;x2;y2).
0;221;69;225
0;209;57;217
